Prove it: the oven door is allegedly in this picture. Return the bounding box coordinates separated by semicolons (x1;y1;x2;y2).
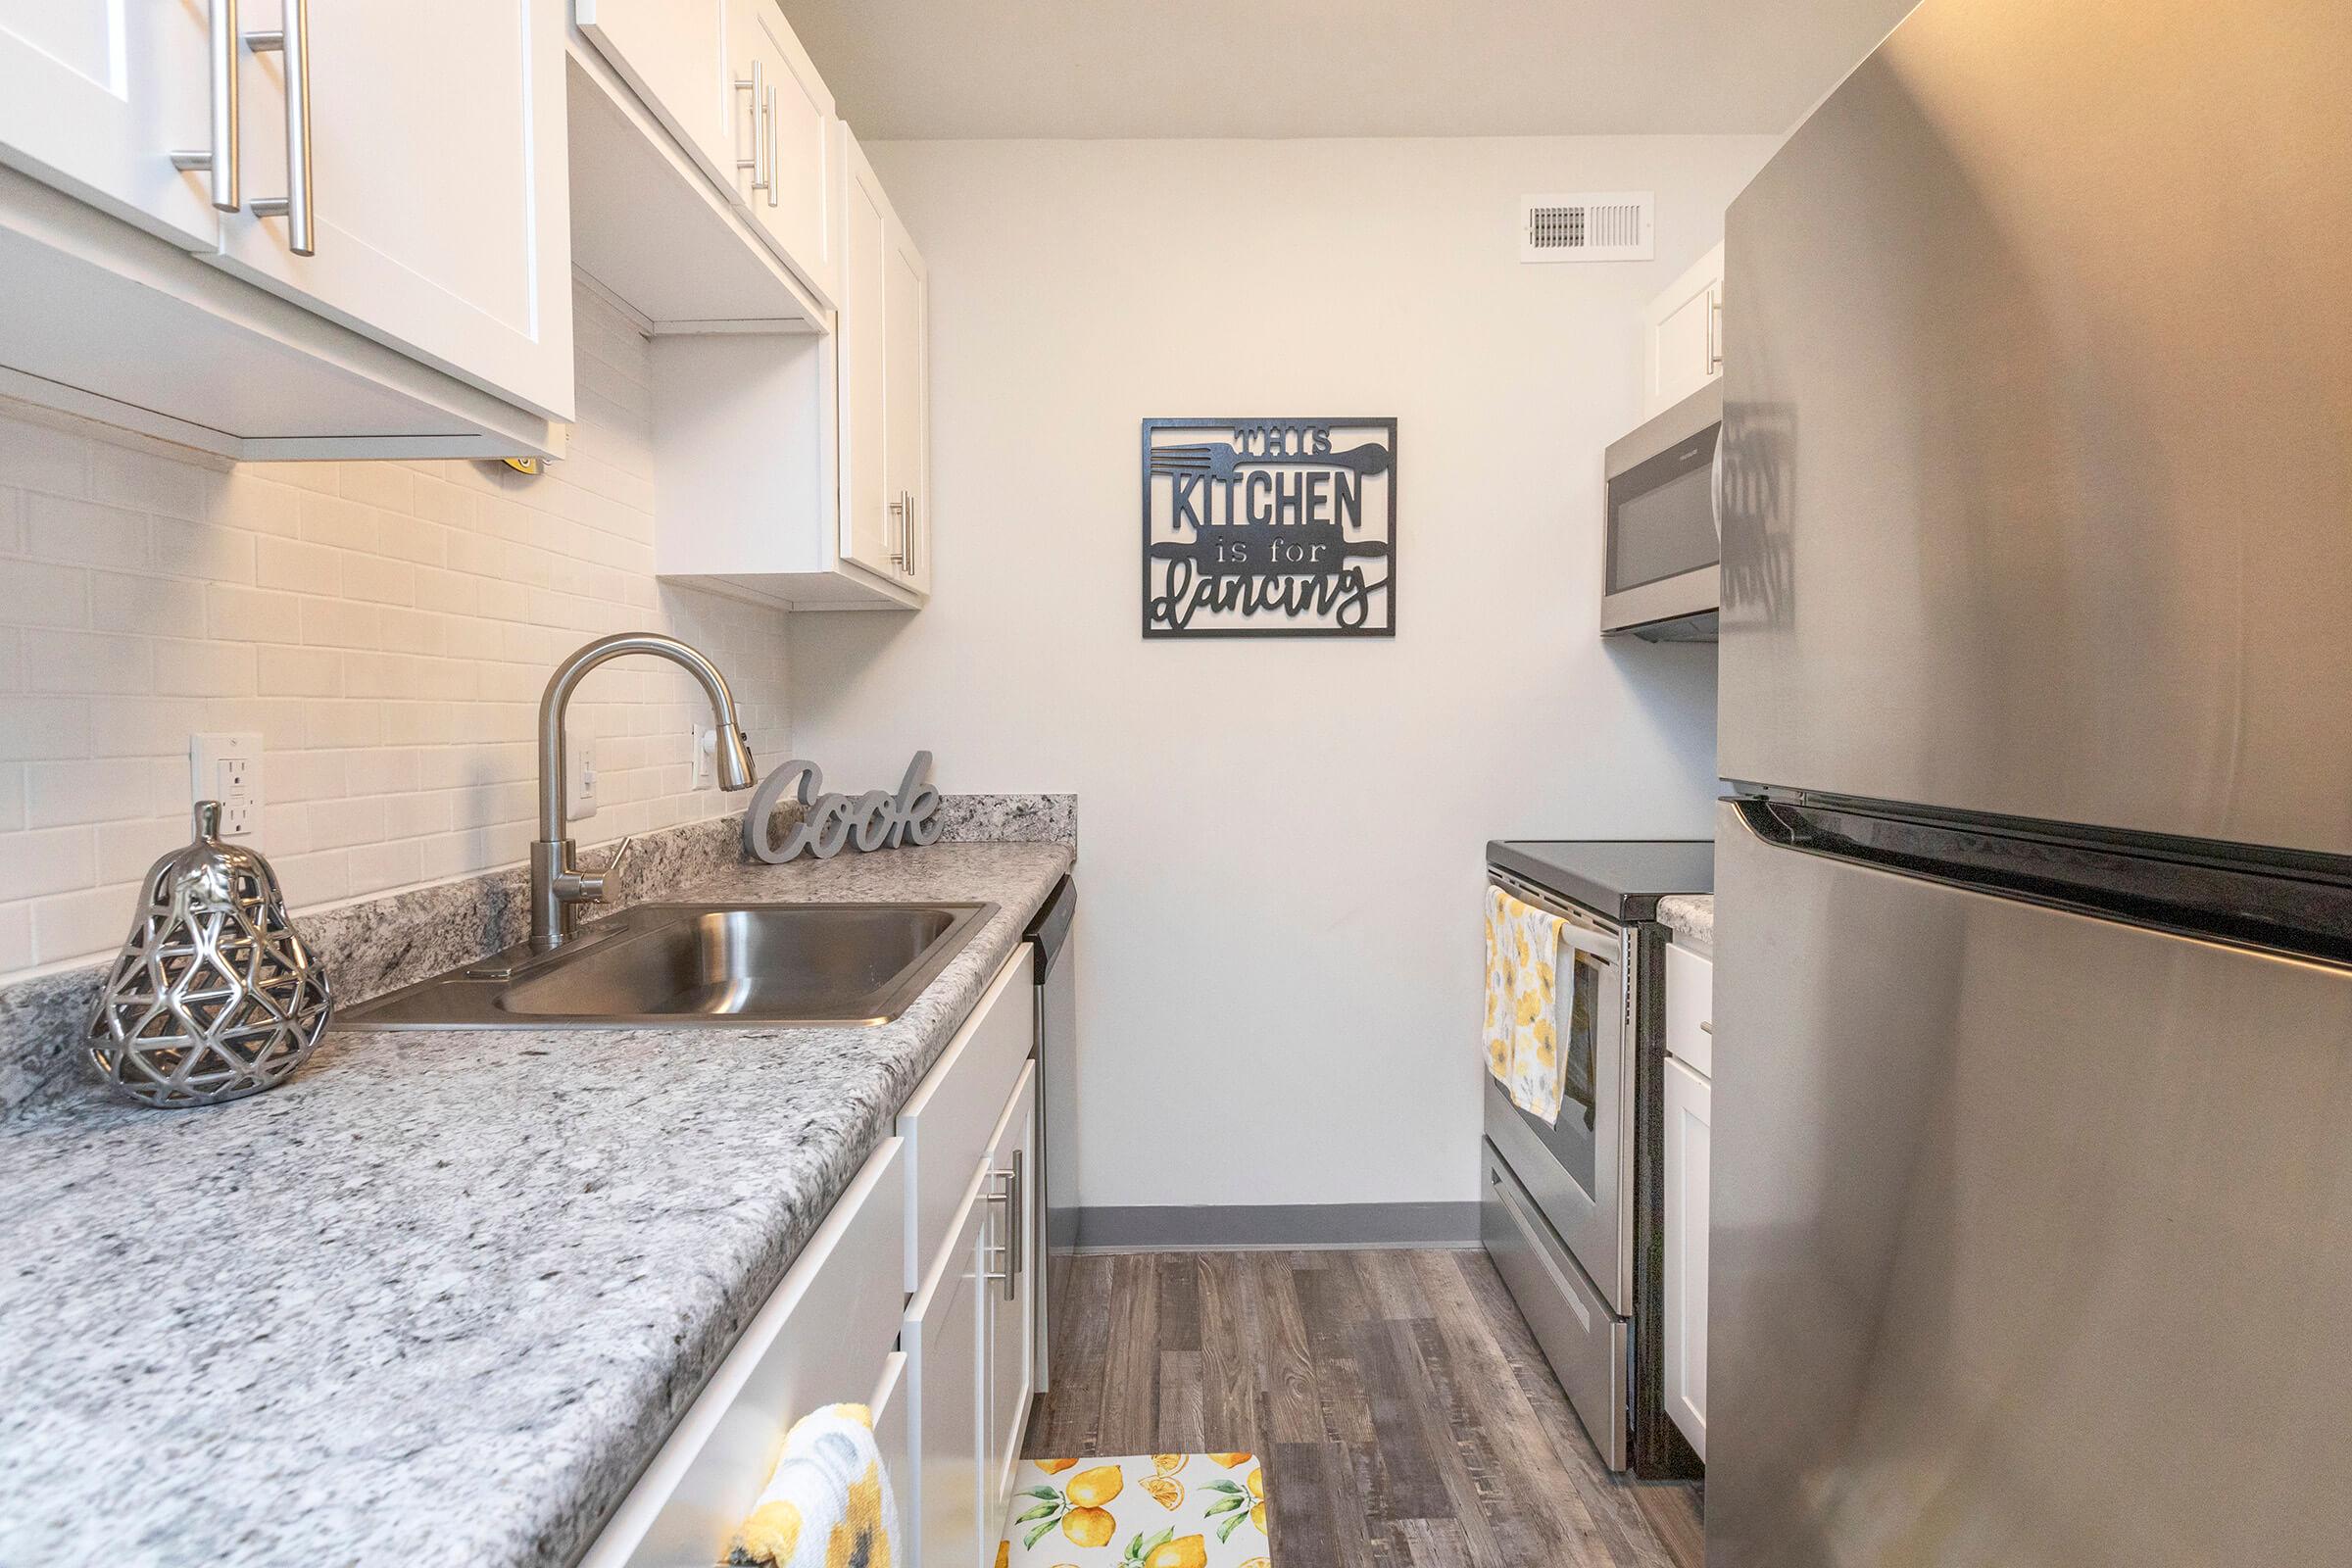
1482;873;1635;1313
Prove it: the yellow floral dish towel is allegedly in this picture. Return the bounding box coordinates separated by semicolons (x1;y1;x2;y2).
735;1402;900;1568
1484;886;1565;1126
999;1453;1270;1568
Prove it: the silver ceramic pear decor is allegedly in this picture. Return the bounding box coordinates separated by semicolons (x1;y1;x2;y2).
85;801;333;1108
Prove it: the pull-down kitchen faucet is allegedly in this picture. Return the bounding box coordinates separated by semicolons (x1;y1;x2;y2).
532;633;757;951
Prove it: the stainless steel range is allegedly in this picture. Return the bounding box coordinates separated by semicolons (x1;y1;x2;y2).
1480;839;1713;1477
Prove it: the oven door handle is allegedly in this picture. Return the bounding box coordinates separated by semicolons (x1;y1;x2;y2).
1488;873;1624;963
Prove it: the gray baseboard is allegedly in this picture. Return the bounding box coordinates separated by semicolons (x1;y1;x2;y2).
1070;1201;1482;1252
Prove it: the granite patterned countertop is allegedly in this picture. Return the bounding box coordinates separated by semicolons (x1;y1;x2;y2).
1657;893;1714;949
0;841;1072;1568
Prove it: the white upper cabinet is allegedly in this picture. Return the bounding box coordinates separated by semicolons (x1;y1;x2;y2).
648;127;929;612
838;128;928;592
722;0;838;307
574;0;733;184
0;0;569;457
0;0;220;249
1642;241;1724;419
207;0;574;421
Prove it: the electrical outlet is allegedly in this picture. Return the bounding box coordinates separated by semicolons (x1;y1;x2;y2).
566;733;598;820
690;724;716;789
190;733;264;839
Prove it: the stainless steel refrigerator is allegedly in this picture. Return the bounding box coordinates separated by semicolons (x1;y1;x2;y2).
1711;0;2352;1562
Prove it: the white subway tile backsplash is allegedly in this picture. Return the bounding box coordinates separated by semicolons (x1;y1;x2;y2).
0;420;88;500
0;825;95;900
90;441;210;520
0;903;29;973
25;494;148;569
24;631;152;695
151;638;256;698
0;285;791;979
91;570;207;639
30;883;138;966
257;537;343;596
25;760;150;828
0;561;89;628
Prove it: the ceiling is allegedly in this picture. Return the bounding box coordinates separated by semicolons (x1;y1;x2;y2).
783;1;1924;141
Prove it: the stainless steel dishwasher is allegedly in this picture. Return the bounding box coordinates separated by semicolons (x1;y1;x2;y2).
1023;874;1075;1392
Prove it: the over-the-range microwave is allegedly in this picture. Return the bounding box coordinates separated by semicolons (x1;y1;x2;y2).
1600;381;1721;641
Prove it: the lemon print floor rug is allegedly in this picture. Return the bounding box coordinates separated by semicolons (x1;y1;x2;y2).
998;1453;1270;1568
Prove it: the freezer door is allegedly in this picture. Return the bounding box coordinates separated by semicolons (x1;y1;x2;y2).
1717;0;2352;857
1709;800;2352;1566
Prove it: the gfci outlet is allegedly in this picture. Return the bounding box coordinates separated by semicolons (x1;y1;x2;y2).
690;725;717;789
190;733;264;838
566;732;598;820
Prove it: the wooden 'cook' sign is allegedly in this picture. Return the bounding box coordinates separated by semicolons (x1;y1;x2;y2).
1142;417;1398;638
743;752;943;862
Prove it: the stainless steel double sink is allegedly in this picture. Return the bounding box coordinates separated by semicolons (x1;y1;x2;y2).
337;902;997;1030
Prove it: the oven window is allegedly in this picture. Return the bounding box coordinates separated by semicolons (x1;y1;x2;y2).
1607;425;1720;594
1516;941;1606;1200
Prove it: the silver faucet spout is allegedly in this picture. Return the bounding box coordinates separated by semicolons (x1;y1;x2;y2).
531;632;757;950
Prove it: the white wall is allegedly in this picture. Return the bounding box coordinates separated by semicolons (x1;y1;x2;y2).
789;136;1775;1210
0;288;790;980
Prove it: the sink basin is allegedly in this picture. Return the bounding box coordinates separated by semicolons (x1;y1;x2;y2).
336;902;998;1030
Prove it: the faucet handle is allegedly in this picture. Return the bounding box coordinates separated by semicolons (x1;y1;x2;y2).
561;834;637;906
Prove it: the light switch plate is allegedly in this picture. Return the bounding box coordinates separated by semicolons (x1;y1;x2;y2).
189;733;264;838
689;724;715;789
566;733;598;820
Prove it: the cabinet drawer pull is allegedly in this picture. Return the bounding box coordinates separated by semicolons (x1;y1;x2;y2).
763;83;779;209
169;0;242;212
245;0;316;256
735;60;769;197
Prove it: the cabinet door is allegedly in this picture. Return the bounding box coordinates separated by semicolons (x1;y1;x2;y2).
1644;241;1725;418
984;1065;1039;1519
1663;1056;1711;1460
882;188;930;595
0;2;219;249
836;131;898;583
722;0;836;306
207;0;573;420
908;1163;990;1568
575;0;732;185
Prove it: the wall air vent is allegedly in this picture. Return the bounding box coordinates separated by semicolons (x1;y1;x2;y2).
1520;192;1655;263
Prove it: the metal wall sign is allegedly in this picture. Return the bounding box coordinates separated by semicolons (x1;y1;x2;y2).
1142;417;1397;637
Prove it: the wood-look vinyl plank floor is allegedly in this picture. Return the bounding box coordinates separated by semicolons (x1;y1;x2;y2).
1021;1250;1703;1568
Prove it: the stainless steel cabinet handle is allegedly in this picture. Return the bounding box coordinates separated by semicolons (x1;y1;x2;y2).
984;1165;1018;1298
904;491;917;579
734;60;769;197
1698;1019;1713;1035
888;494;907;569
170;0;242;211
245;0;315;256
1706;288;1724;373
1005;1150;1023;1285
762;84;779;208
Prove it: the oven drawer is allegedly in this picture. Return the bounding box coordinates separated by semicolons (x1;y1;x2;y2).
1483;1075;1630;1312
1482;1138;1628;1472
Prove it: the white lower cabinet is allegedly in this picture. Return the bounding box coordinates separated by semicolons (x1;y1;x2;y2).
575;946;1043;1568
907;1161;993;1568
1662;1056;1710;1459
579;1137;908;1568
983;1065;1040;1512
